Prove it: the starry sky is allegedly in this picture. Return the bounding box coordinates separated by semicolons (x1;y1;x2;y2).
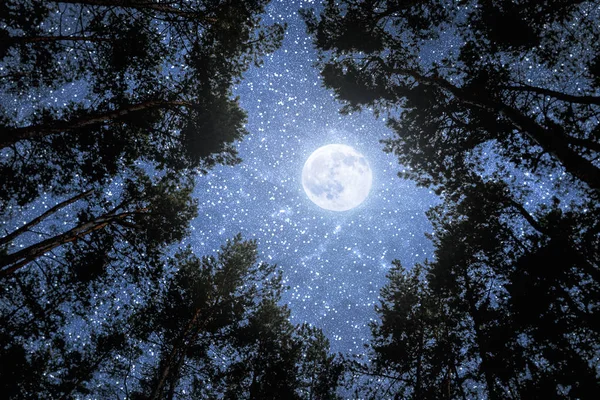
184;0;440;354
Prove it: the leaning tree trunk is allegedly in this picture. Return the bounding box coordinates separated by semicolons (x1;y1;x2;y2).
149;307;204;400
382;62;600;194
0;189;93;247
0;100;190;149
0;210;141;277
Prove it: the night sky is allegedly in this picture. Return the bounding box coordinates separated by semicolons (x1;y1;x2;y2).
3;1;599;397
184;0;439;354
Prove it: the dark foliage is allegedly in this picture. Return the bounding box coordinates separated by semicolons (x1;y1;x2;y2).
0;235;344;399
305;1;600;398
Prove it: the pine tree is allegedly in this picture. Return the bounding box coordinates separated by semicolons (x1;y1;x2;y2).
302;0;600;194
1;236;344;398
365;175;599;399
1;0;284;208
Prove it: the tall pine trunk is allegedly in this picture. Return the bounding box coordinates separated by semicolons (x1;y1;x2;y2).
0;100;190;149
0;210;141;276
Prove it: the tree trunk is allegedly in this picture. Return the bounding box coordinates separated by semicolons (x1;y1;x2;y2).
415;322;424;400
0;210;140;276
149;307;204;400
0;100;190;149
0;189;93;247
379;61;600;193
462;276;500;400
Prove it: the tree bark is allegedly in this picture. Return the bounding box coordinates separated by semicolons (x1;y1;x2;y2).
0;100;191;149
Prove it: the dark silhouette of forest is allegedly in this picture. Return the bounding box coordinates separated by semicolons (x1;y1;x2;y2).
1;0;599;398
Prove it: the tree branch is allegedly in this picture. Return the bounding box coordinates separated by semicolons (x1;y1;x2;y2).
0;210;143;276
53;0;216;21
5;35;112;45
501;84;600;106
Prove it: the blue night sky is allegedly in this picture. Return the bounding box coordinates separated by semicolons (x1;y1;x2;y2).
184;0;439;354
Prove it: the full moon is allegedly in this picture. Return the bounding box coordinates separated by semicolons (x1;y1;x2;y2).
302;144;373;211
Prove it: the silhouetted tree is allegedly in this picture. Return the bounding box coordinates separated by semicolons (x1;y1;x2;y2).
124;236;343;400
362;262;469;400
302;0;600;194
363;175;599;399
1;0;284;208
1;236;344;398
0;168;197;277
0;248;138;399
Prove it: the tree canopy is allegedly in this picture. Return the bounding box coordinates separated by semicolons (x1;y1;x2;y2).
1;235;344;399
302;0;600;195
304;0;600;398
1;0;284;277
2;0;599;398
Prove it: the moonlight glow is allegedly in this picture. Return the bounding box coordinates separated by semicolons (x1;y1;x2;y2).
302;144;373;211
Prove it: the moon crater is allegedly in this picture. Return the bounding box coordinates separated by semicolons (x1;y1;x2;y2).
302;144;372;211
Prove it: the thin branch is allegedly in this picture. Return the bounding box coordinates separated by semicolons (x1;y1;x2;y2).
5;35;112;45
53;0;217;22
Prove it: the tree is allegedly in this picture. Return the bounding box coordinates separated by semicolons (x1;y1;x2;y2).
363;175;600;399
0;167;197;277
302;0;600;194
296;323;345;400
0;236;344;399
0;0;284;286
126;236;343;400
1;0;284;209
0;243;139;399
363;262;470;400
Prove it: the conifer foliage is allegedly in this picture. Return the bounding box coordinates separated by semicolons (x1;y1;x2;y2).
304;0;600;398
0;0;283;277
0;236;344;399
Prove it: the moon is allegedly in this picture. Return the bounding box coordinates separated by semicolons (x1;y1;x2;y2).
302;144;373;211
